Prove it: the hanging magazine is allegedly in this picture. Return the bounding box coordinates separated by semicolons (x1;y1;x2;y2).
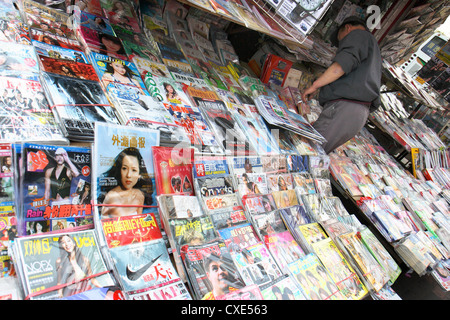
108;238;189;299
0;76;67;144
311;237;368;300
19;143;93;236
152;146;194;196
13;229;116;300
184;85;250;155
40;72;120;141
181;240;245;300
286;253;342;300
93;122;160;222
145;76;223;154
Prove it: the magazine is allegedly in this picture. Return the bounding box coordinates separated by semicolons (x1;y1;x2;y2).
40;72;120;141
311;237;368;300
93;122;160;222
20;143;93;236
272;189;298;209
181;240;245;300
0;42;40;80
338;231;390;292
243;194;277;215
251;209;286;239
217;222;260;253
169;215;217;248
108;91;190;144
266;173;294;192
260;54;293;87
76;11;115;36
38;55;99;81
236;172;269;198
0;143;16;249
13;229;116;300
89;51;146;94
208;206;248;230
0;75;67;144
33;41;89;64
264;230;305;269
101;212;162;248
231;241;283;287
146;76;223;154
80;30;129;61
30;28;83;51
0;0;30;45
259;274;306;300
108;238;185;296
286;253;342;300
359;227;402;284
220;90;279;155
184;85;250;155
152;146;194;196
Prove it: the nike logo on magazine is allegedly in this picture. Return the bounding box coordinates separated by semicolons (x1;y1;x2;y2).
126;254;162;281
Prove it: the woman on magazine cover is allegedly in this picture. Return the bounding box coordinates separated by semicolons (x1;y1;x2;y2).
100;147;153;218
56;234;103;298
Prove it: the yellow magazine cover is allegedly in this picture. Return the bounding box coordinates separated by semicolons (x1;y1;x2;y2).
312;238;368;300
297;222;328;245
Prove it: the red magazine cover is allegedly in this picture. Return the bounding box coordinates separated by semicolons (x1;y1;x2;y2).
38;55;100;81
260;54;293;87
101;212;162;248
152;146;195;196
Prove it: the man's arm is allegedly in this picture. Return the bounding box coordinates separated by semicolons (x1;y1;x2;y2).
301;62;345;102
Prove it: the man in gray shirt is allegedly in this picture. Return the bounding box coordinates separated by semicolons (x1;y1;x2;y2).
301;16;382;154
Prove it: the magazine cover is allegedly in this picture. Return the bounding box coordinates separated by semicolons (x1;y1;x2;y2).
30;28;83;51
14;229;116;300
251;209;286;238
122;36;163;63
359;227;402;284
266;173;294;192
236;172;269;198
297;223;328;247
90;51;146;93
197;175;235;198
77;11;115;35
169;215;217;248
202;193;240;213
108;238;182;295
338;231;390;292
22;0;77;39
152;146;194;196
217;222;260;253
40;72;120;141
259;274;306;300
155;36;194;77
160;195;204;220
20;143;93;236
264;230;305;269
229;156;264;177
184;85;250;155
33;41;89;64
311;237;368;300
0;143;16;249
0;75;67;144
133;56;169;81
293;172;316;195
0;42;39;79
231;241;283;287
147;77;222;154
72;0;103;16
93;123;159;220
278;204;312;243
100;212;162;248
286;253;342;300
181;240;245;300
215;284;263;300
108;91;189;144
101;0;141;30
208;206;248;230
217;89;279;155
0;0;30;45
243;194;277;215
81;30;129;61
272;189;298;209
38;55;99;81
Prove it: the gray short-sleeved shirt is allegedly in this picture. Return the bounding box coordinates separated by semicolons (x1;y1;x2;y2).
318;29;382;107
